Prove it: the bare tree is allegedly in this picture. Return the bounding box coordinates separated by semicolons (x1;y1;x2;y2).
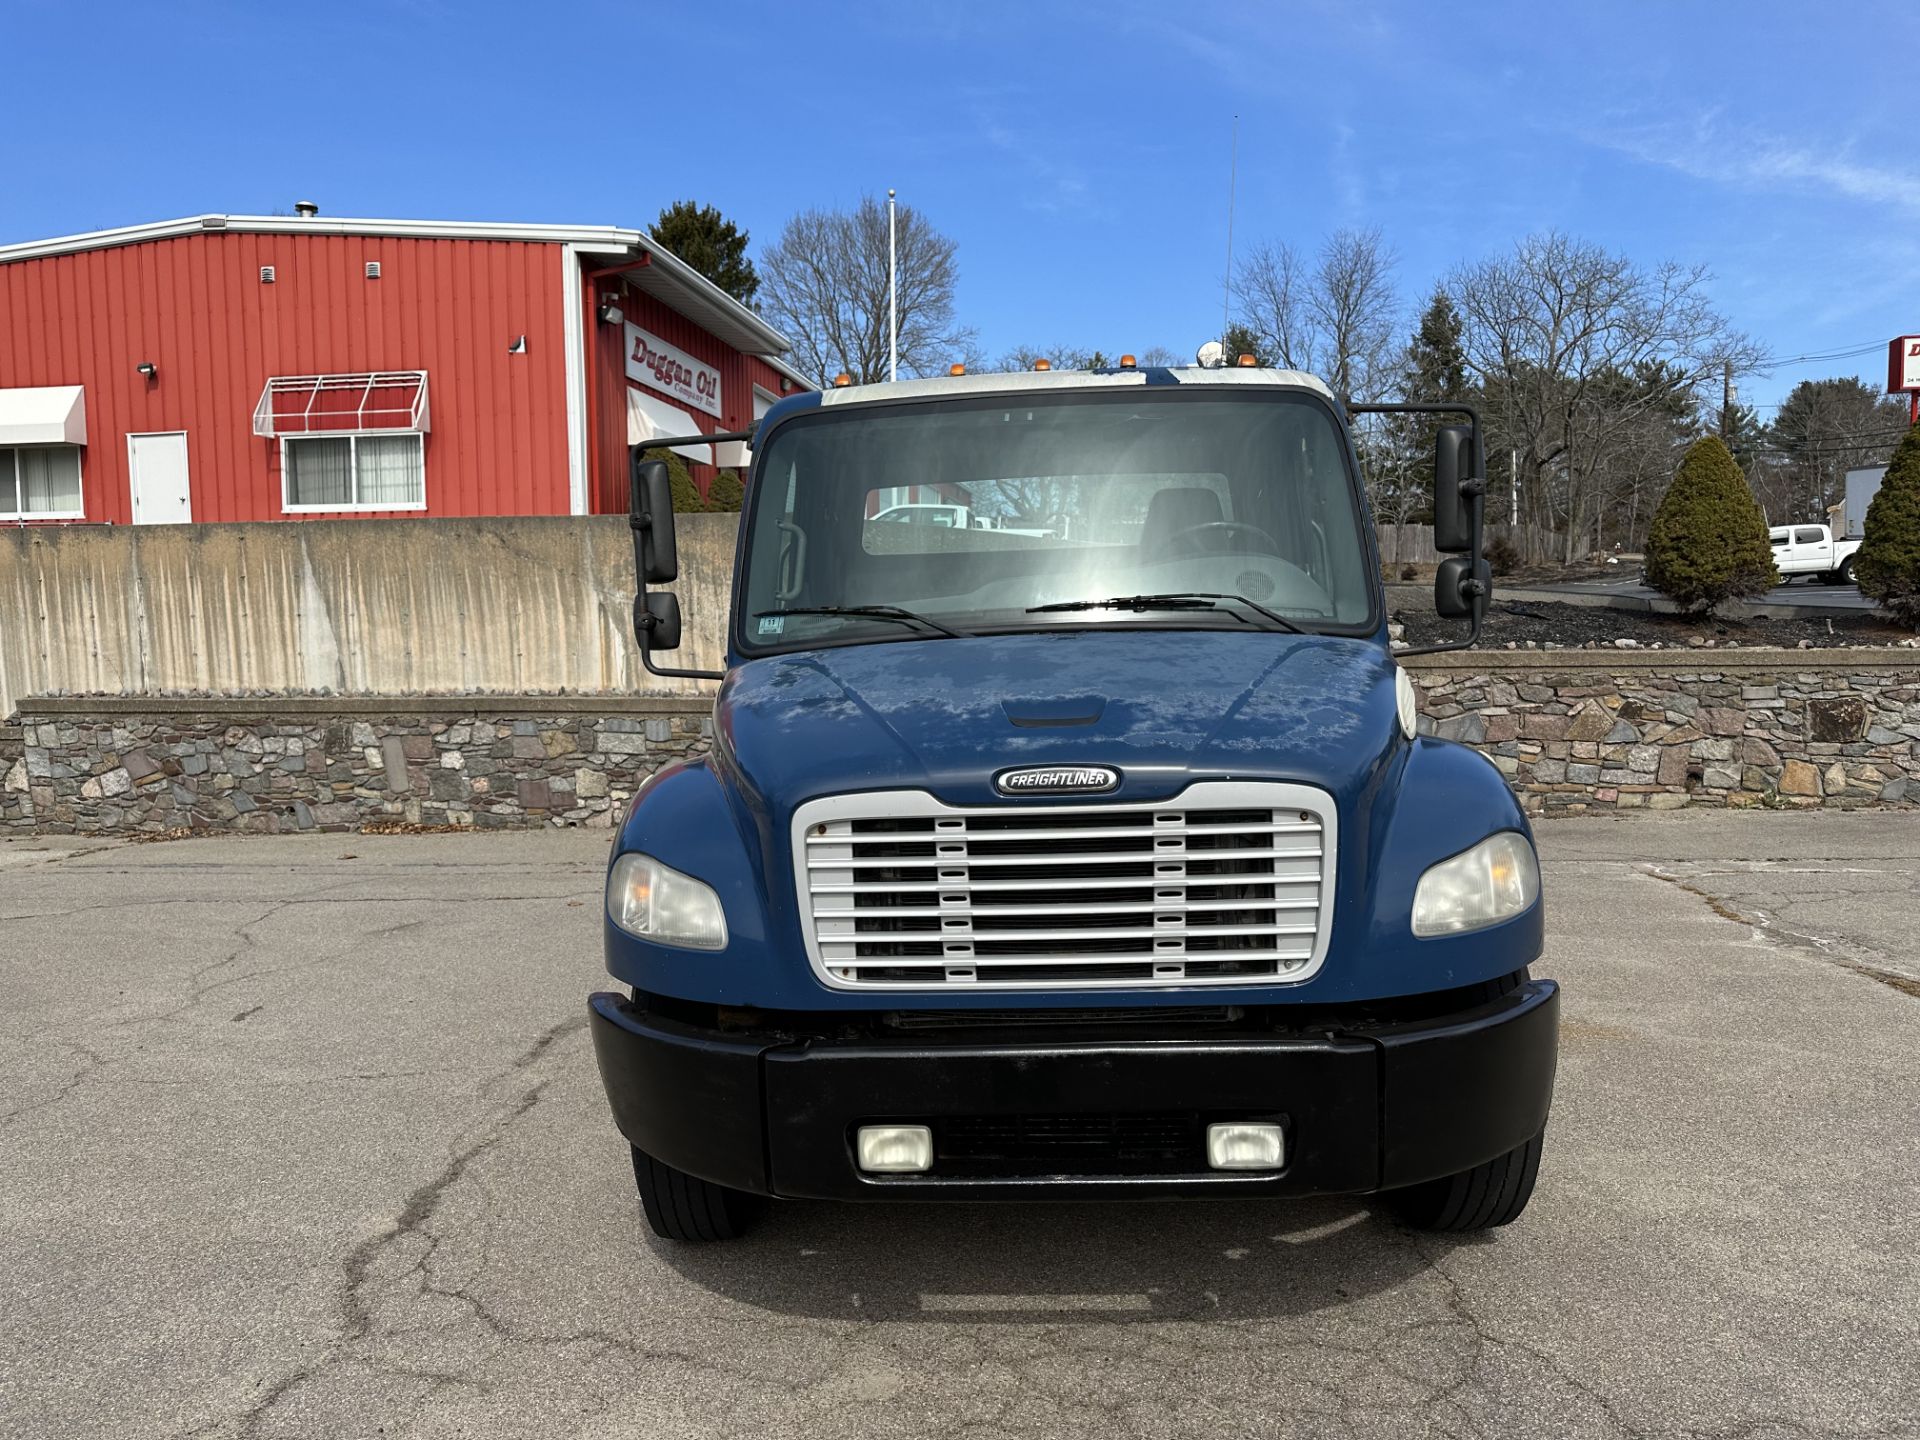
1231;229;1399;400
1450;232;1762;562
759;197;977;385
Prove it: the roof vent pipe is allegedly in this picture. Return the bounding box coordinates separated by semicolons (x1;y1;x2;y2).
293;200;319;218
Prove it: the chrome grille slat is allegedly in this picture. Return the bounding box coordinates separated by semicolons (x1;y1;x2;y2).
792;783;1336;992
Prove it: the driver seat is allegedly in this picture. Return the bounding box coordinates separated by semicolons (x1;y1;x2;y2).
1140;486;1225;562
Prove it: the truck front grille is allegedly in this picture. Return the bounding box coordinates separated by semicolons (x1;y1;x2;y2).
792;782;1335;991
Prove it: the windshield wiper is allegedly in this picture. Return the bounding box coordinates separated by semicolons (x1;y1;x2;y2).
1025;592;1304;634
752;605;974;639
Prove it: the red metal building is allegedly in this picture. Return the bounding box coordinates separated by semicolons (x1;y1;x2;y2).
0;211;811;525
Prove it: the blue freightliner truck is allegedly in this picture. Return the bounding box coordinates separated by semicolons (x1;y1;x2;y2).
590;360;1557;1241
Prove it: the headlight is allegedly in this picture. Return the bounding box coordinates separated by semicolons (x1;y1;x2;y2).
607;852;727;950
1395;666;1418;740
1411;832;1539;937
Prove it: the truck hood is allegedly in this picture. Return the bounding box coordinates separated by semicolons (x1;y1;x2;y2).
714;630;1400;813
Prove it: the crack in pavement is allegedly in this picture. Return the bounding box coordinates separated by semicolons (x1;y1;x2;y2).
1640;864;1920;1000
168;1011;593;1440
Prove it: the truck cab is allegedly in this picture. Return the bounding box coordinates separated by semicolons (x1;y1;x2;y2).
590;364;1558;1241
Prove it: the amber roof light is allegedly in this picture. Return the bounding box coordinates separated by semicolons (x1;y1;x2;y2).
1034;358;1052;371
1119;354;1137;368
949;363;966;376
1236;353;1258;367
833;373;853;387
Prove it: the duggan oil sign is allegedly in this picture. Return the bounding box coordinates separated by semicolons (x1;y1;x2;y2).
626;323;723;418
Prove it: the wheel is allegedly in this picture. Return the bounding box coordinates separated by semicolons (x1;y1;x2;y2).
630;1146;760;1241
1386;1130;1544;1232
1838;556;1855;585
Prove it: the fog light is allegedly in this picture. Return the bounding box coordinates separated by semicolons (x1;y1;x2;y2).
1207;1122;1285;1171
856;1125;933;1174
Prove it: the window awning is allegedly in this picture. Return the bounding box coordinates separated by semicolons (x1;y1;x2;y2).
0;385;86;446
252;371;429;438
626;386;711;464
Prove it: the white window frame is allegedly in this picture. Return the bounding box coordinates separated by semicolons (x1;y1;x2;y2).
279;431;427;514
0;444;86;521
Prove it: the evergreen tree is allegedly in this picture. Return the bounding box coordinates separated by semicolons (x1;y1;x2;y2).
707;470;746;513
1644;436;1777;614
641;447;705;514
1854;424;1920;628
651;201;759;306
1221;322;1270;367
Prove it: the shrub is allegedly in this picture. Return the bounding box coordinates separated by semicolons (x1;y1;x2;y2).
707;469;746;512
640;447;704;514
1855;424;1920;628
1644;436;1776;614
1484;532;1521;576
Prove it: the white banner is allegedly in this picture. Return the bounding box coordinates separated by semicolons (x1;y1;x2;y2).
626;324;722;418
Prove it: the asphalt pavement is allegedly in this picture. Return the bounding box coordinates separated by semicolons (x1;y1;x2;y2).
2;816;1917;1439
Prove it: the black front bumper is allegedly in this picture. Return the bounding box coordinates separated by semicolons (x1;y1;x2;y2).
588;980;1559;1201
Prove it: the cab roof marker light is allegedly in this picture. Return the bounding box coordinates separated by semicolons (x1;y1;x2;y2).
833;372;853;387
1033;358;1052;371
949;363;966;376
1236;353;1259;367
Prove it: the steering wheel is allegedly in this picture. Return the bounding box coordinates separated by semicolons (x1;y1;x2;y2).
1160;520;1283;558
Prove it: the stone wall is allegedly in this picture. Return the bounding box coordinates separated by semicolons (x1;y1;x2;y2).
3;698;711;836
5;651;1918;835
1410;652;1919;813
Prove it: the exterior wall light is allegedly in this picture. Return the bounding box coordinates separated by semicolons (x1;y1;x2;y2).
598;296;625;327
137;362;158;380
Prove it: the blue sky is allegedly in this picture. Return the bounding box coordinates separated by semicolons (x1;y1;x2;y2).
6;0;1916;410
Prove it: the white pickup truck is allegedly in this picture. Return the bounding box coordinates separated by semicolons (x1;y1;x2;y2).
1769;524;1860;585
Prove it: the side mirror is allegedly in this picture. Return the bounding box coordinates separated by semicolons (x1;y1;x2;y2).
631;457;678;583
1433;426;1475;554
634;591;682;651
1435;556;1490;619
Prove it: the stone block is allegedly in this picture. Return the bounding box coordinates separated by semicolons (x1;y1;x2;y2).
440;751;466;770
1808;698;1867;743
380;736;410;792
1824;762;1849;795
1435;713;1486;744
1778;759;1821;797
1566;763;1601;784
510;736;547;760
517;779;553;810
574;767;609;799
1565;702;1616;742
1647;792;1690;809
1603;721;1638;744
1702;708;1745;737
1484;714;1519;743
596;731;650;755
540;729;578;758
1658;746;1692;786
1691;738;1735;762
400;735;436;762
1702;767;1740;790
1740;737;1780;768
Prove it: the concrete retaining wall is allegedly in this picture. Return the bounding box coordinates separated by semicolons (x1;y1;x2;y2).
5;651;1917;835
0;514;741;720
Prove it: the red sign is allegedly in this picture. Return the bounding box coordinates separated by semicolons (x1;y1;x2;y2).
1888;337;1920;394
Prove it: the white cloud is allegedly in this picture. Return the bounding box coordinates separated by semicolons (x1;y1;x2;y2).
1598;114;1920;216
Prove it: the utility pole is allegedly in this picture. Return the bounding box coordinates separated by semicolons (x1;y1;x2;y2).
1720;360;1735;440
887;189;899;384
1510;447;1519;529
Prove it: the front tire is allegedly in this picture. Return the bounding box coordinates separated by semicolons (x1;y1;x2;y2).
631;1146;760;1241
1838;556;1855;585
1386;1131;1544;1232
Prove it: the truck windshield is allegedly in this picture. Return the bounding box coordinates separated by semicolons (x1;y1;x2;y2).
738;389;1375;653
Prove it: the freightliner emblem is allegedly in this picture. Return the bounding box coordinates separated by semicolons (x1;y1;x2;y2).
993;764;1121;796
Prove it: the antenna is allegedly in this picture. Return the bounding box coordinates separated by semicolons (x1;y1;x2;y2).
1222;114;1239;344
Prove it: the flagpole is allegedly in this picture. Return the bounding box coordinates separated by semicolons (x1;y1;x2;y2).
888;188;899;383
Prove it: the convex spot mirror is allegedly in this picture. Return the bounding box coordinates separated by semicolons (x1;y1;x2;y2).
635;591;682;651
1435;556;1491;620
1433;425;1474;555
632;458;679;584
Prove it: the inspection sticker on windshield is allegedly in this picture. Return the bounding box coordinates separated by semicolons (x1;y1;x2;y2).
757;616;786;637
